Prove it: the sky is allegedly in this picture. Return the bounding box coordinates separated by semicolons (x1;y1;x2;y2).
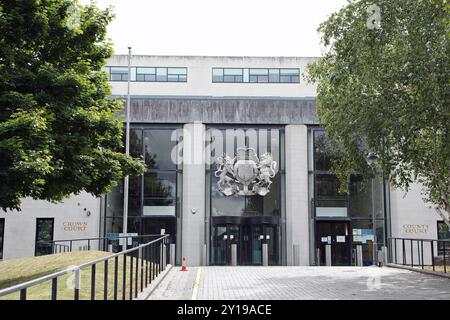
79;0;348;57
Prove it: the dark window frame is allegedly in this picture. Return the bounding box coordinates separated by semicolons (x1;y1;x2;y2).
212;67;300;84
104;125;182;224
106;66;188;82
35;218;55;256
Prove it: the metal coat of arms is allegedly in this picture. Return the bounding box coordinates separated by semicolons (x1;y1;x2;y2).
214;147;278;196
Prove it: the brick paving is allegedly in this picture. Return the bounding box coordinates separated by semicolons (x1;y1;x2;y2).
148;266;450;300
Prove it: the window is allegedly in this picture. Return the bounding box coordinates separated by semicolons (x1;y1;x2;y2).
437;221;450;256
223;68;244;83
143;129;178;170
35;218;54;256
0;218;4;260
279;68;300;83
109;67;128;81
210;128;282;217
313;130;335;171
212;68;300;83
168;68;187;82
107;66;187;82
136;67;156;82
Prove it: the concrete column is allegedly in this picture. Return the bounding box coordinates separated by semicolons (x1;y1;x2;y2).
285;125;309;265
181;123;206;266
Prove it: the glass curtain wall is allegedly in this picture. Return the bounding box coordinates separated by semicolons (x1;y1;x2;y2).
207;127;284;266
104;126;182;253
312;128;386;266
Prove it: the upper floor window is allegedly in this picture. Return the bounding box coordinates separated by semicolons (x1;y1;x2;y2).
212;67;300;83
104;66;187;82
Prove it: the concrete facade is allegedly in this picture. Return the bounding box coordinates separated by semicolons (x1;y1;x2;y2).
0;55;446;268
0;193;100;260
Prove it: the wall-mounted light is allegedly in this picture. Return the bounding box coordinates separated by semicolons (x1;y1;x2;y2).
191;208;198;215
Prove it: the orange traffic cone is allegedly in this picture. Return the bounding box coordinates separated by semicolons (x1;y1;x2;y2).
180;257;188;271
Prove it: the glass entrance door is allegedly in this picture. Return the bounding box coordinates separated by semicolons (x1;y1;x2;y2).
316;221;351;266
213;224;240;265
212;221;279;265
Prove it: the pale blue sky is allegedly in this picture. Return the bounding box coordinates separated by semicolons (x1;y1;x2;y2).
80;0;348;56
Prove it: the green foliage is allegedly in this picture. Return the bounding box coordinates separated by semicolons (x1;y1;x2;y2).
0;0;146;211
307;0;450;215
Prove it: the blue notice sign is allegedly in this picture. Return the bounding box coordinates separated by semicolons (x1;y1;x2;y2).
107;233;120;241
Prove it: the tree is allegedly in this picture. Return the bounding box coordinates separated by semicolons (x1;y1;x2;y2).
306;0;450;226
0;0;146;211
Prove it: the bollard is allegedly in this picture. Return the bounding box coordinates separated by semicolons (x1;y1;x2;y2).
170;243;176;266
316;248;321;266
325;244;332;266
379;246;388;266
356;245;363;266
231;244;237;266
293;244;300;266
180;257;187;271
262;243;269;266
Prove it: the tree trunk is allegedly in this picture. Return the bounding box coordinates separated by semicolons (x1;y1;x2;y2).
435;207;450;228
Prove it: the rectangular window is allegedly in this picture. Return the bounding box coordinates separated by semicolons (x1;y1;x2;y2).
437;221;450;256
143;129;178;170
249;68;269;83
109;67;128;81
279;68;300;83
144;172;176;216
35;218;54;256
136;67;156;82
212;67;300;83
156;68;167;82
0;218;4;260
167;68;187;82
108;66;187;82
212;68;224;82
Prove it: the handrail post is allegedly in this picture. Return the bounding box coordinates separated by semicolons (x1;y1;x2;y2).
420;240;424;269
394;238;397;264
443;240;447;274
74;267;80;300
402;238;406;265
431;240;435;271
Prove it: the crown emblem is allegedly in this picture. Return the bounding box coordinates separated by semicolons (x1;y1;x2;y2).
214;147;278;196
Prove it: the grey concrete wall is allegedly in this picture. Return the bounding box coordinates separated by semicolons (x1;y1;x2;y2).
0;193;101;260
181;123;206;266
285;125;310;265
120;97;319;125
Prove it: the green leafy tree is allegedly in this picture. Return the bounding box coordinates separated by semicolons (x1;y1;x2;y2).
0;0;146;211
307;0;450;226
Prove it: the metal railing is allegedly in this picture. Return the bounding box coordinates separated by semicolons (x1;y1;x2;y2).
387;237;448;273
0;234;171;300
49;234;165;254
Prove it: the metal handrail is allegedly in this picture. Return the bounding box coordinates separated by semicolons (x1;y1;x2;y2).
387;237;448;274
51;234;164;244
0;234;171;299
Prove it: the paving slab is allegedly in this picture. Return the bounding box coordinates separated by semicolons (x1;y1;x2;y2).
148;266;450;300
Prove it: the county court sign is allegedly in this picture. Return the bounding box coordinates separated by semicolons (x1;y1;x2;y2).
402;224;429;234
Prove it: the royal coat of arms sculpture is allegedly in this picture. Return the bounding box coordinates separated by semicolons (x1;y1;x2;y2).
214;147;278;196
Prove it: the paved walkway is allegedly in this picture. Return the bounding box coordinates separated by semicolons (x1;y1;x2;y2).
148;266;450;300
